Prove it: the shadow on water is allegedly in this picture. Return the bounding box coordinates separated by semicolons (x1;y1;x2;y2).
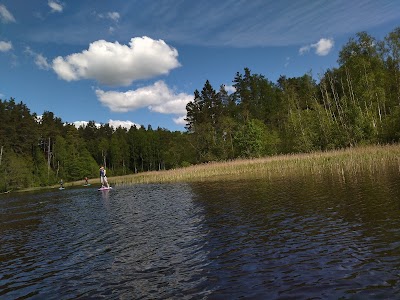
1;169;400;299
189;170;400;299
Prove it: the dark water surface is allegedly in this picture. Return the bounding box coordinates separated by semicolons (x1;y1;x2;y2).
2;172;400;299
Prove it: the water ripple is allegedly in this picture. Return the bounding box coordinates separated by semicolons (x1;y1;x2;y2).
1;174;400;299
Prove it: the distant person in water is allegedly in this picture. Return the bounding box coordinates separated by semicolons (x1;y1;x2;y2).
60;179;64;188
99;166;109;188
84;176;89;185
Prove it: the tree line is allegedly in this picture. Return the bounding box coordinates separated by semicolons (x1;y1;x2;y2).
0;104;195;192
186;27;400;159
1;27;400;192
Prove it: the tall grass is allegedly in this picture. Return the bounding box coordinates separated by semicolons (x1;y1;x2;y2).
110;144;400;186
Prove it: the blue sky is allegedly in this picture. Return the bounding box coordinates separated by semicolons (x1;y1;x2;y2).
1;0;400;131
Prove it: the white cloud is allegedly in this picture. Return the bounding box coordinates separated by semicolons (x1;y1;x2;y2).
35;54;51;70
72;121;101;128
25;47;51;70
96;80;192;116
0;41;12;52
173;115;187;125
312;38;334;56
299;45;310;55
52;36;181;86
108;119;140;129
224;84;236;94
299;38;334;56
96;11;120;22
48;0;64;13
0;4;15;23
35;115;43;124
73;119;139;129
284;56;290;68
72;121;90;128
107;12;120;22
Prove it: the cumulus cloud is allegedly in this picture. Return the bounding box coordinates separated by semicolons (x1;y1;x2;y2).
224;84;236;94
299;38;334;56
108;119;140;129
48;0;64;13
73;119;139;130
72;121;99;128
52;36;180;86
35;115;43;123
0;41;12;52
96;80;192;116
313;38;334;56
0;4;15;23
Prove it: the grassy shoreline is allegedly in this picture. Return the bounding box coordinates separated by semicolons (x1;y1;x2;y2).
110;144;400;185
9;144;400;193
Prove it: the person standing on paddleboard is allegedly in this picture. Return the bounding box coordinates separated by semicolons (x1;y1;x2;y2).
99;166;109;188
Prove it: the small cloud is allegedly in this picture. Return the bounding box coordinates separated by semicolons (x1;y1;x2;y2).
299;38;334;56
25;47;51;70
312;38;334;56
72;121;101;128
48;0;64;13
96;81;192;124
224;84;236;94
35;115;43;123
0;41;12;52
108;119;140;129
52;36;181;86
299;45;310;55
35;54;51;70
107;12;120;22
284;56;290;68
95;11;120;22
96;80;192;115
0;4;15;23
173;115;187;125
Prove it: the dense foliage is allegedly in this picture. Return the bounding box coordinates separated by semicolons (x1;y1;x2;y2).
0;103;196;192
186;28;400;158
1;27;400;192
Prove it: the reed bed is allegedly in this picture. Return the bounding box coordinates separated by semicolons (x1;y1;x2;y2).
111;144;400;186
12;144;400;193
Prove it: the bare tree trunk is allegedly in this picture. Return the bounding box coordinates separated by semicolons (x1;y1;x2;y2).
345;67;356;106
320;78;337;125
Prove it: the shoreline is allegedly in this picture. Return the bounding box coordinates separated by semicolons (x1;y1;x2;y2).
7;144;400;194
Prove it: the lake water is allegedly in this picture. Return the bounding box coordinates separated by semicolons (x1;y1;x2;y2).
1;170;400;299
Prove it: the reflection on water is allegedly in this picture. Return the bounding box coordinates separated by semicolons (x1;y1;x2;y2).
1;169;400;299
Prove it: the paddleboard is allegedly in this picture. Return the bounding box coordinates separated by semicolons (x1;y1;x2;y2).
98;186;112;191
83;184;91;186
59;187;65;190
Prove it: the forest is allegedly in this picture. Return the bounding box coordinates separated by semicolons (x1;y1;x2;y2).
1;27;400;192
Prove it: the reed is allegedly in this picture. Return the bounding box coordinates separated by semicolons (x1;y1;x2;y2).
110;144;400;186
13;144;399;193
